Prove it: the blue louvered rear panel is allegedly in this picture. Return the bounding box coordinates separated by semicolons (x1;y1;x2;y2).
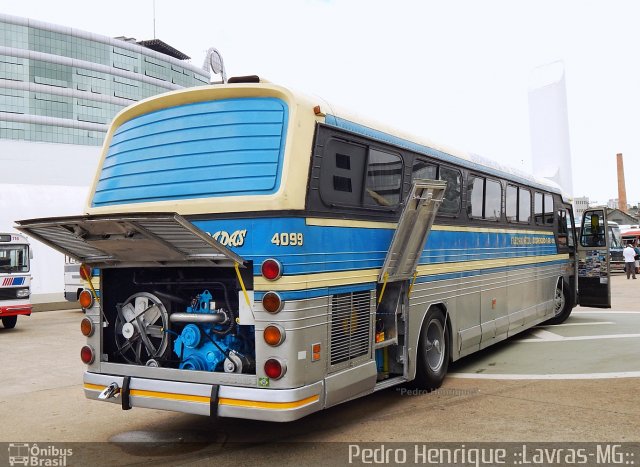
92;97;288;207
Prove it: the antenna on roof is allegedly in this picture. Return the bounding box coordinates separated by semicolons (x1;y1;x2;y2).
153;0;156;38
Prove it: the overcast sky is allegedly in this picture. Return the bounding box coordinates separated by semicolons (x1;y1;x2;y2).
3;0;639;205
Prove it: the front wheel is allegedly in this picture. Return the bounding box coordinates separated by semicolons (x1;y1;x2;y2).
413;307;449;390
545;281;572;325
2;315;17;329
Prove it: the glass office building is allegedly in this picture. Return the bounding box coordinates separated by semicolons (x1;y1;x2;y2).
0;13;210;145
0;13;212;301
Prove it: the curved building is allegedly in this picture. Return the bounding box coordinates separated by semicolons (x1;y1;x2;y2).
0;13;212;301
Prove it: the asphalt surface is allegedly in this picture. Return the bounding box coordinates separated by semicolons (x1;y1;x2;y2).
1;274;639;466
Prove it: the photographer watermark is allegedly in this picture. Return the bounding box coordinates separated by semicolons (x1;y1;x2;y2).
395;387;479;396
7;443;73;466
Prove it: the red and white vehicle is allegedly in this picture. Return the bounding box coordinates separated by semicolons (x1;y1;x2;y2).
0;233;32;329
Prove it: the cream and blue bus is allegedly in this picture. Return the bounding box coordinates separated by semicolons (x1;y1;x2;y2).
16;78;610;421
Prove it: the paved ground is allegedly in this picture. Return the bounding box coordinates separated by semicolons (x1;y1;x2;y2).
1;274;639;465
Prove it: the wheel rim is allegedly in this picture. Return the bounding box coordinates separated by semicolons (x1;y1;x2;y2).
554;286;565;316
425;318;445;372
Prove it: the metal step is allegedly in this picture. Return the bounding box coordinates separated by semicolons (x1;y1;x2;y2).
373;375;407;392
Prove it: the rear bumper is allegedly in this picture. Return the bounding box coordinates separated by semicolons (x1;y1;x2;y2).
0;304;32;317
83;371;324;422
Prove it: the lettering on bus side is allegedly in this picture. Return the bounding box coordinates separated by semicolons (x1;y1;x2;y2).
206;230;247;247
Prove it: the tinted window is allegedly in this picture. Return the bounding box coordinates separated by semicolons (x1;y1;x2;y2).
485;179;502;221
320;139;366;206
412;159;437;180
468;176;484;219
364;149;402;207
506;185;517;221
534;192;543;224
544;194;554;224
439;166;461;215
519;189;531;223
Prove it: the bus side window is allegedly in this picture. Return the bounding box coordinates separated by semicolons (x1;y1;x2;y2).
534;192;543;224
364;148;402;207
412;159;437;180
319;139;367;206
557;208;573;249
438;166;462;216
544;194;554;224
467;175;501;221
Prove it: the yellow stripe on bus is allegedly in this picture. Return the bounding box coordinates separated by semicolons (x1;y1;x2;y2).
305;217;558;236
218;394;319;410
85;383;320;409
84;383;209;404
254;254;569;291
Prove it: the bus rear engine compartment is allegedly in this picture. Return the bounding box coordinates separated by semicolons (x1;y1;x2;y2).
101;266;255;375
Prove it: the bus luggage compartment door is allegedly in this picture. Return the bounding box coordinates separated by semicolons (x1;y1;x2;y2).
378;179;446;283
14;212;246;268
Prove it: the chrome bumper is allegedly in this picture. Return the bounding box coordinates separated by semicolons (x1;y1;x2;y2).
83;372;324;422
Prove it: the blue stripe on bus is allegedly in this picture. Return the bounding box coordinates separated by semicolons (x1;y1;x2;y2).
92;98;289;207
254;259;570;301
324;114;560;194
191;217;558;277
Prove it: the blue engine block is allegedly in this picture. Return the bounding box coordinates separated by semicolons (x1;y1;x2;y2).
172;290;254;372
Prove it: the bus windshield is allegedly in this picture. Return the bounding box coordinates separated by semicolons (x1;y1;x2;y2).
609;224;622;248
0;245;29;272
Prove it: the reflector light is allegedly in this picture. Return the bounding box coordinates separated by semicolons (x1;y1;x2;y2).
78;289;93;309
80;317;94;337
79;264;93;281
80;345;95;364
261;259;282;281
312;343;321;362
263;324;285;346
262;291;283;313
264;358;286;379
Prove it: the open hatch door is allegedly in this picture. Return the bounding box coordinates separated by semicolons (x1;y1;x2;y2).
577;208;611;308
15;212;246;268
379;179;446;283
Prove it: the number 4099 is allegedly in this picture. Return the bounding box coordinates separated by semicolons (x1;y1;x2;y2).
271;232;304;246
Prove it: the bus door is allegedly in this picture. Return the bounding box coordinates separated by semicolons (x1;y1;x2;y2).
577;208;611;308
375;179;446;381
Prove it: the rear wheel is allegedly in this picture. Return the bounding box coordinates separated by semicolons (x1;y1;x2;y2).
2;315;17;329
414;307;449;390
545;281;572;325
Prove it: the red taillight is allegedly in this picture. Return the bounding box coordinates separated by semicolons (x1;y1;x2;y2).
262;291;283;313
79;264;93;281
263;324;285;346
264;358;286;379
261;259;282;281
80;345;95;364
80;317;94;337
78;289;93;309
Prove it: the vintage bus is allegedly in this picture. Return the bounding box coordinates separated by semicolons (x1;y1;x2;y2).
16;79;610;421
0;232;32;329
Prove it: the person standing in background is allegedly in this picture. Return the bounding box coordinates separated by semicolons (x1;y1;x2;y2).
623;242;637;279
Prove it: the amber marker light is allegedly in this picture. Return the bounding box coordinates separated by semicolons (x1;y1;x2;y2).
263;324;285;346
78;289;93;309
261;259;282;281
80;317;94;337
79;264;93;281
262;291;283;313
264;358;286;379
80;345;95;364
312;343;321;362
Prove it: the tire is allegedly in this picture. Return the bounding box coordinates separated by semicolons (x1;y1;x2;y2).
545;281;572;325
2;315;17;329
413;307;449;390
